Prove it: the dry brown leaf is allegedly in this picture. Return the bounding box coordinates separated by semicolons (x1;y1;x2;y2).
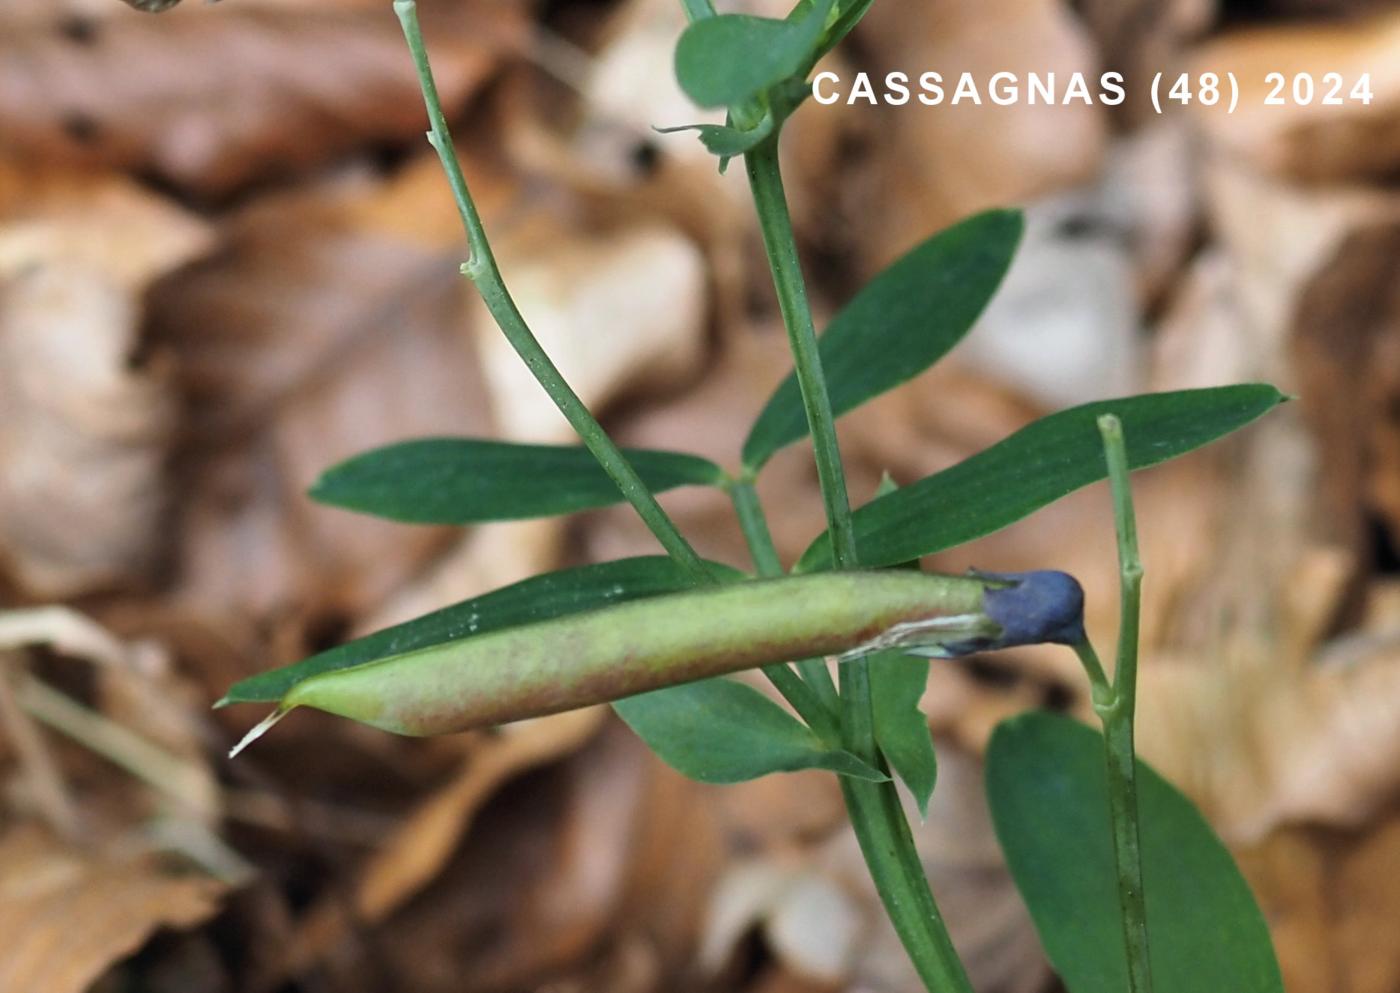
701;860;862;984
1237;808;1400;993
1096;198;1400;843
471;215;707;444
555;0;858;243
1150;250;1256;391
603;747;733;982
854;0;1108;269
1202;156;1398;365
147;125;711;658
0;0;524;196
0;605;220;827
1156;547;1400;990
587;320;824;570
275;708;606;983
0;651;81;839
1104;120;1202;306
145;155;497;635
360;720;675;993
1290;222;1400;550
818;743;1048;993
1137;632;1400;842
950;190;1146;410
0;166;209;598
1192;10;1400;184
0;824;225;993
266;721;732;993
1076;0;1215;123
0;163;213;288
357;199;711;625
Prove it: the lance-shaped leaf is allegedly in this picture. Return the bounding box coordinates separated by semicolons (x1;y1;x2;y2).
870;652;938;816
799;385;1286;571
309;438;726;524
986;712;1283;993
743;209;1023;470
219;557;743;705
673;0;834;109
614;677;886;784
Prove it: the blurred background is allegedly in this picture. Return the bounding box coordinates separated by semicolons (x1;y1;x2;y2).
2;0;1399;990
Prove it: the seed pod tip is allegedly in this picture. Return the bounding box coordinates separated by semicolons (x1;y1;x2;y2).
228;707;289;758
977;569;1086;648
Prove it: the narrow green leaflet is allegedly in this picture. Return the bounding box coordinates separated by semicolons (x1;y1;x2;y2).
799;385;1286;571
220;557;743;705
614;678;887;784
309;438;726;524
673;0;834;109
986;712;1283;993
743;209;1023;470
870;652;938;816
678;0;715;21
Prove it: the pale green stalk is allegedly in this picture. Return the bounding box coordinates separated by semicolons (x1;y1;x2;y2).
678;0;716;19
743;139;858;571
730;478;783;577
393;0;710;586
1095;414;1153;993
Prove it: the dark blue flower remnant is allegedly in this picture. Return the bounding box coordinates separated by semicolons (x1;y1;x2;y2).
950;570;1087;656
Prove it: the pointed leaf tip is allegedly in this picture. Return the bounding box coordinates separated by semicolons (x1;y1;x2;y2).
798;385;1285;570
743;209;1024;469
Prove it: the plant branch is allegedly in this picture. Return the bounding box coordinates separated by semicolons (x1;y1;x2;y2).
1072;638;1112;707
730;478;783;576
1095;413;1153;993
743;134;972;993
840;777;973;993
743;139;858;571
678;0;716;21
394;0;711;586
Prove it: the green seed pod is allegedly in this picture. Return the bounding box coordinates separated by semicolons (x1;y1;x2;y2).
231;569;1083;755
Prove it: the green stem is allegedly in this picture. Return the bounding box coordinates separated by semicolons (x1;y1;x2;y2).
678;0;716;21
1102;712;1150;989
730;478;783;577
743;139;858;571
1073;638;1112;708
1095;414;1153;993
730;480;840;733
394;0;710;587
743;136;971;993
840;777;972;993
836;669;974;993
